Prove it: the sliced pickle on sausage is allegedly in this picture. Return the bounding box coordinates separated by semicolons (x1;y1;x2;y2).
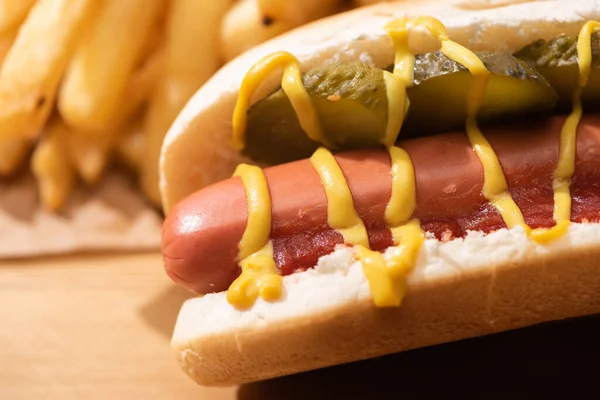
401;51;558;137
514;32;600;105
244;62;389;165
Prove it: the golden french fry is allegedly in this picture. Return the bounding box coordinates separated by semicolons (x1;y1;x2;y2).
0;0;36;34
64;127;114;185
0;0;98;140
141;0;232;205
118;45;165;126
0;29;16;66
31;121;75;212
137;2;168;63
0;136;30;176
220;0;289;62
138;28;162;66
117;118;146;172
84;24;166;133
43;19;164;190
84;45;165;134
257;0;342;27
58;0;164;133
353;0;390;6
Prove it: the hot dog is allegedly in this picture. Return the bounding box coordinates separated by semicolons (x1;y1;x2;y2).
159;0;600;387
164;115;600;295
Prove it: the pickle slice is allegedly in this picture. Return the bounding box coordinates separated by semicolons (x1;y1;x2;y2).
244;62;389;165
514;32;600;104
401;51;559;136
244;52;558;164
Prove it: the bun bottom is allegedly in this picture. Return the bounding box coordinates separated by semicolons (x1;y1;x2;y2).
171;224;600;386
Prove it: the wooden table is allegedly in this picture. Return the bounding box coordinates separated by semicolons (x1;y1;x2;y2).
2;252;600;399
0;253;235;400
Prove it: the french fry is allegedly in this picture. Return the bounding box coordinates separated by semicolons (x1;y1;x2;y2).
53;20;164;191
63;43;165;169
73;44;166;179
353;0;390;6
31;121;75;212
116;45;165;128
0;0;36;34
0;137;30;176
0;29;16;66
117;117;146;172
64;127;114;185
220;0;290;62
137;4;168;64
257;0;342;28
58;0;164;133
80;44;165;137
0;0;98;140
141;0;232;205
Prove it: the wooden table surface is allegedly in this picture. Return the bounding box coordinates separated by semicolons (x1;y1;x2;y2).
2;252;600;399
0;253;235;400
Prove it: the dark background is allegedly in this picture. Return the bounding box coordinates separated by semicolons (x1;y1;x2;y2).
238;315;600;399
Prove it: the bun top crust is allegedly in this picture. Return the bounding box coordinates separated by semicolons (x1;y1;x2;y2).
159;0;600;213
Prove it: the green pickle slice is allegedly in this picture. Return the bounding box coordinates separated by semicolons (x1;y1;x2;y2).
514;32;600;105
401;51;559;136
243;52;558;164
244;62;389;165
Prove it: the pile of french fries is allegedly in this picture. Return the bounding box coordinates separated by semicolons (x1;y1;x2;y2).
0;0;388;213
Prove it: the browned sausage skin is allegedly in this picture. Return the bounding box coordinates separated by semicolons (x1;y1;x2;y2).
162;115;600;294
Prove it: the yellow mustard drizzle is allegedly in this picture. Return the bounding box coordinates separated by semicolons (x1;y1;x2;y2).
385;18;415;86
309;147;370;247
232;51;327;150
530;20;600;242
351;20;428;308
385;146;417;227
382;18;413;147
357;146;424;307
383;72;409;146
357;220;424;306
407;17;534;235
226;164;282;308
232;164;272;259
310;145;424;307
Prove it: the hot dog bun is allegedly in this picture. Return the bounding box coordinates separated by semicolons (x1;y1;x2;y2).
172;224;600;386
159;0;600;212
163;0;600;387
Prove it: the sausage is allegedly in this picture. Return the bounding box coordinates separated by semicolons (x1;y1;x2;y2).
162;114;600;294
